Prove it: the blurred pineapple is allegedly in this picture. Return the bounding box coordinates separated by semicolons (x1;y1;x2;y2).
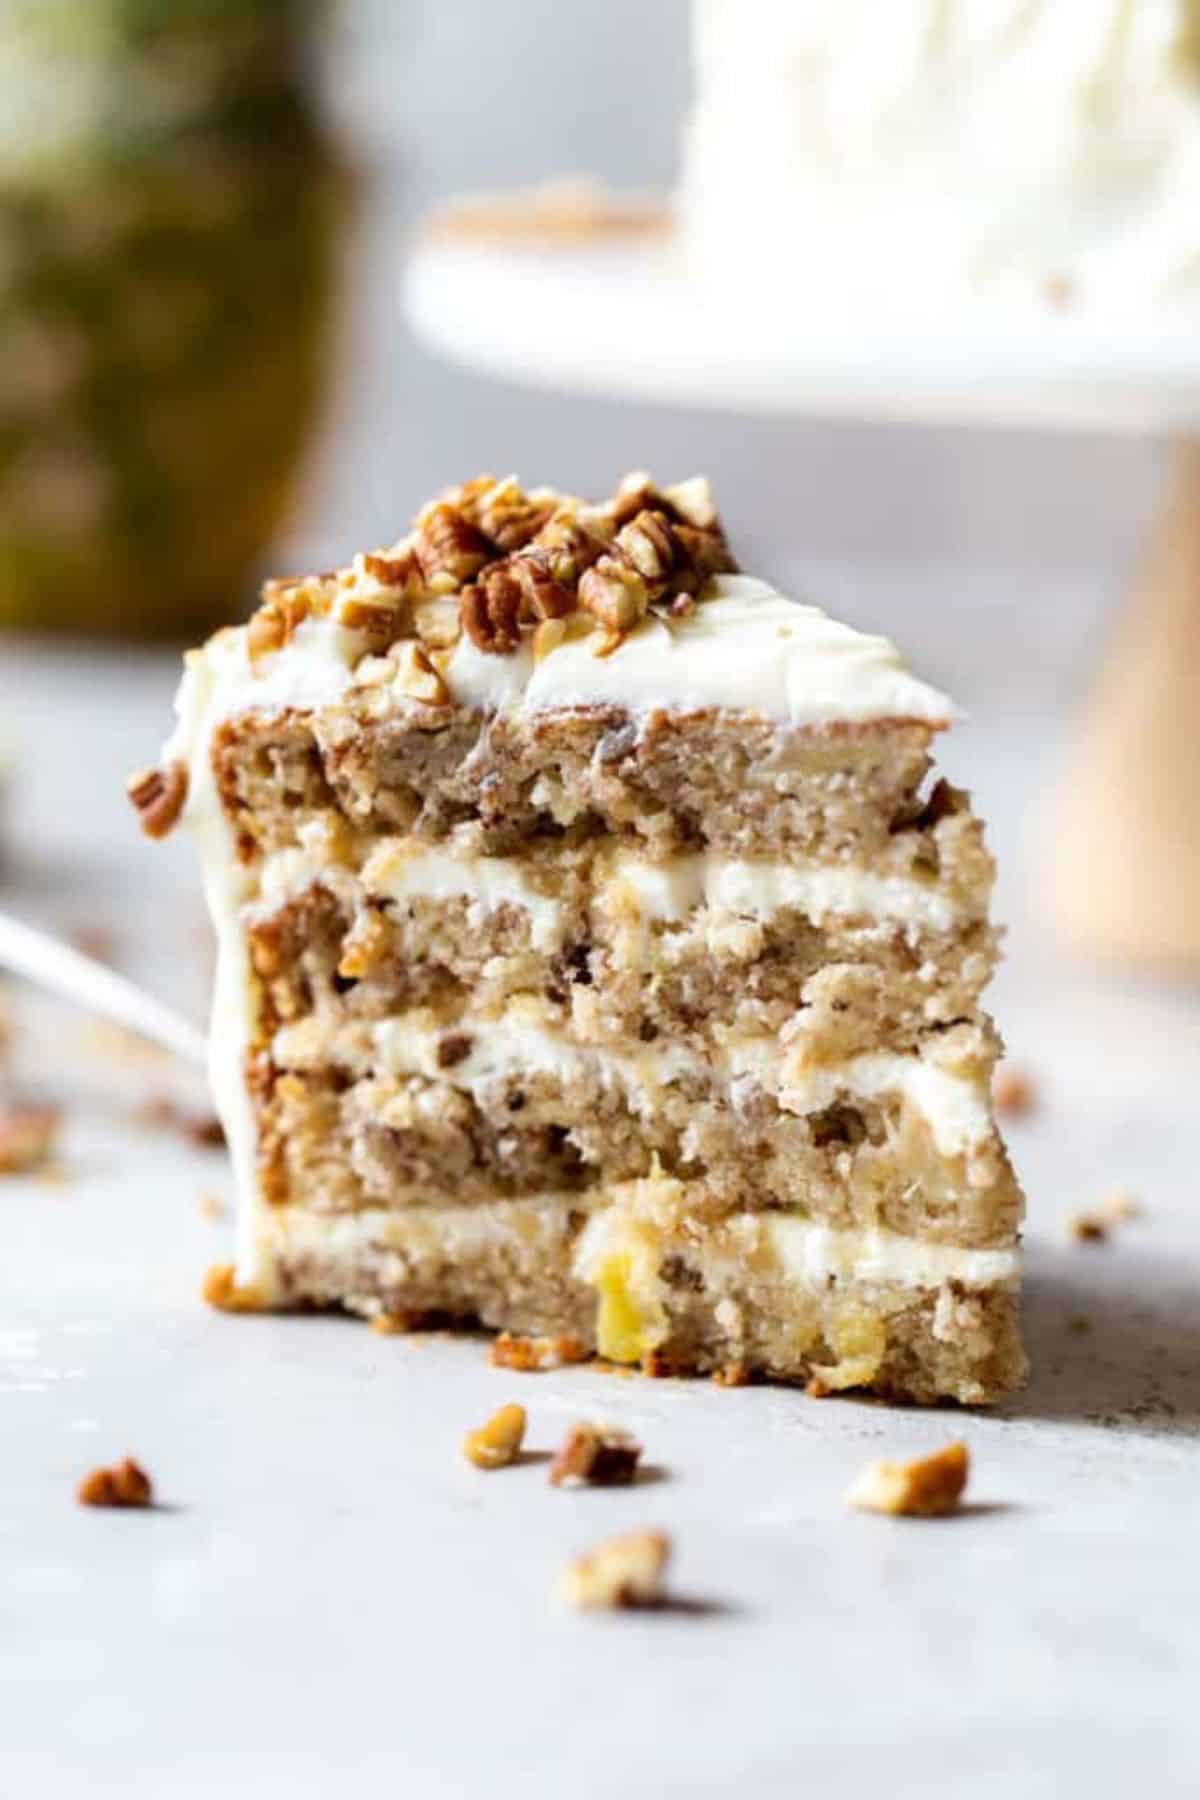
0;0;344;638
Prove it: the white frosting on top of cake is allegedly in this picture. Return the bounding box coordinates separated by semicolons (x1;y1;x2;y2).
682;0;1200;316
165;574;952;746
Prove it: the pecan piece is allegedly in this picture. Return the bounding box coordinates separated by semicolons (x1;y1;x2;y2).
559;1529;671;1610
509;547;573;620
578;556;648;633
127;762;187;839
416;502;493;592
549;1422;642;1488
846;1441;969;1517
461;563;523;653
77;1457;154;1509
474;479;554;551
463;1402;526;1469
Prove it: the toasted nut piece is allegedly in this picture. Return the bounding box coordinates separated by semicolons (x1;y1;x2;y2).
617;509;679;588
992;1064;1037;1117
463;1402;527;1469
472;477;554;551
416;501;493;590
663;475;717;529
77;1457;153;1509
0;1102;60;1173
461;564;523;653
414;597;463;649
490;1331;589;1372
578;556;648;633
510;547;572;620
1067;1212;1108;1243
534;508;609;585
202;1262;267;1314
560;1529;671;1610
340;597;407;646
361;546;425;597
550;1422;642;1488
394;639;449;705
846;1442;969;1517
126;762;187;840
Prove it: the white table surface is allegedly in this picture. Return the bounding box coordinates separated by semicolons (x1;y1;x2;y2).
2;634;1199;1800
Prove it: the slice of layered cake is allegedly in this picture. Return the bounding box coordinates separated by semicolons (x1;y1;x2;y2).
134;474;1024;1403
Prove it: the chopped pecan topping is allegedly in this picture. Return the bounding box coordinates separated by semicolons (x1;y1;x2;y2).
243;473;737;668
490;1331;589;1372
127;762;187;840
560;1529;671;1610
579;554;650;634
393;640;449;706
846;1441;969;1518
361;546;425;596
549;1422;642;1488
416;502;492;592
461;563;523;653
463;1402;526;1469
471;479;555;551
509;548;573;621
77;1457;154;1509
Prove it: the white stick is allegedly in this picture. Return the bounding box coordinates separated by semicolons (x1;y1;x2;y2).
0;910;208;1069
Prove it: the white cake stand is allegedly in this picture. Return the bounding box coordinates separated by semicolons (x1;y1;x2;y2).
406;232;1200;966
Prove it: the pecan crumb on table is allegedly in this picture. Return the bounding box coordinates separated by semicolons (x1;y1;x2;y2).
550;1422;643;1488
77;1458;154;1509
560;1529;672;1611
463;1402;527;1469
846;1442;970;1518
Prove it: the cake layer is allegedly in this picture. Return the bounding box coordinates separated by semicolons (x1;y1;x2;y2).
253;1012;1020;1250
246;852;998;1061
253;1193;1024;1404
213;702;946;863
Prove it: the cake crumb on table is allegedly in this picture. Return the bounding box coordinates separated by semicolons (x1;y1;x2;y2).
202;1262;267;1313
77;1458;154;1509
549;1422;642;1488
490;1331;589;1372
559;1529;671;1610
197;1191;226;1221
0;1102;60;1174
846;1442;970;1518
463;1402;527;1469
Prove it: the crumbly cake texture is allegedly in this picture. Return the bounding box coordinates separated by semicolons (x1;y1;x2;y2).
137;472;1025;1404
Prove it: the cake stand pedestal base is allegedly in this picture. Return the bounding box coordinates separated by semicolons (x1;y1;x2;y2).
1048;439;1200;968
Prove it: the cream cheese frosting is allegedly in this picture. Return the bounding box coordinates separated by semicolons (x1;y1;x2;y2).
682;0;1200;318
166;572;952;744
